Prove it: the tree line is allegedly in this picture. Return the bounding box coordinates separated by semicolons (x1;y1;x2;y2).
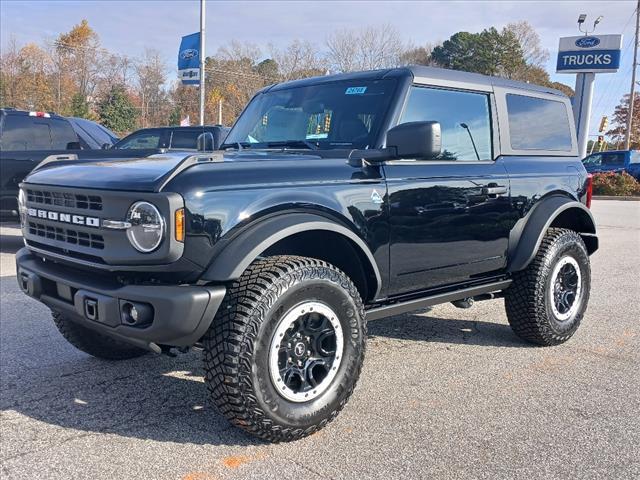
0;19;635;146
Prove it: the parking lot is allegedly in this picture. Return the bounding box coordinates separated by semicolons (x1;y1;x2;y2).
0;199;638;480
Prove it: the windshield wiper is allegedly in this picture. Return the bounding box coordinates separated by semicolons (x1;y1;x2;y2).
265;140;319;150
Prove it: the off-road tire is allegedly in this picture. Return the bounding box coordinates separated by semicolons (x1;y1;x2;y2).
505;228;591;346
52;311;148;360
202;255;366;442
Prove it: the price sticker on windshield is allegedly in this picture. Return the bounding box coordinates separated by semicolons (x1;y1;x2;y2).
345;86;367;95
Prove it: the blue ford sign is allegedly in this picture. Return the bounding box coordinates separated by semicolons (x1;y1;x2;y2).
575;37;601;48
557;34;622;74
178;32;200;85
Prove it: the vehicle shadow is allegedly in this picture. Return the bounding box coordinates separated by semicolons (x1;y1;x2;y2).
1;274;527;449
367;309;529;348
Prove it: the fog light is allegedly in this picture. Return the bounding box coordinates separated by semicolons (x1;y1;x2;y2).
120;300;153;327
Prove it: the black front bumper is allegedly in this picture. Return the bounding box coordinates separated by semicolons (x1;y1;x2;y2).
16;248;226;352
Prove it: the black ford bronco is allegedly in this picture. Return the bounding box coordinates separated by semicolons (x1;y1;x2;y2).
15;66;597;442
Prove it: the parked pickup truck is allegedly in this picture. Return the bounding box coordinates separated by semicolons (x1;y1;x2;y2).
15;66;597;442
0;109;158;219
582;149;640;180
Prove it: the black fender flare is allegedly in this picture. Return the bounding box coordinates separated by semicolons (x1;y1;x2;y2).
507;196;597;272
200;213;382;299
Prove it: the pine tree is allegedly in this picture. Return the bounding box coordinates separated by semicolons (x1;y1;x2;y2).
97;85;138;134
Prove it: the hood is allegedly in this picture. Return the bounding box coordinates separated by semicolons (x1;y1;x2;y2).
24;150;328;192
24;153;198;192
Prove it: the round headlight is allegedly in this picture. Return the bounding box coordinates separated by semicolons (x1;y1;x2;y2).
126;201;165;253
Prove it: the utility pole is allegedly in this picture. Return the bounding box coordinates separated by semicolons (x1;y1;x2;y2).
199;0;206;126
625;0;640;150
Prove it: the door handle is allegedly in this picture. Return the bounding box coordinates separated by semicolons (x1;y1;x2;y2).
482;185;508;196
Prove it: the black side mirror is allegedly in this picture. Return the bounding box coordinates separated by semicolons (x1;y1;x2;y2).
386;121;441;159
66;141;81;150
197;132;214;152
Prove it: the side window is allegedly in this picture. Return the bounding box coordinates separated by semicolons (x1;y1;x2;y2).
0;116;51;150
583;154;602;166
116;131;161;149
506;94;572;151
400;86;492;160
170;130;201;149
49;118;78;149
630;151;640;164
602;153;625;166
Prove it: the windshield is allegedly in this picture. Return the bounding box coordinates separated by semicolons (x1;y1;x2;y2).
223;78;399;150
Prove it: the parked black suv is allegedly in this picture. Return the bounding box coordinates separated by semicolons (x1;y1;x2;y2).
0;109;122;218
15;66;597;442
112;125;230;151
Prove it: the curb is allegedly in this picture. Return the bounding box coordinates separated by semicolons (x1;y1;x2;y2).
593;196;640;201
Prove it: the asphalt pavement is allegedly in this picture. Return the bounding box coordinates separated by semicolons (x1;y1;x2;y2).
1;200;639;480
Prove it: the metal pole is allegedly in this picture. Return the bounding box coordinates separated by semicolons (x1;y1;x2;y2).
218;98;222;124
624;0;639;150
199;0;206;126
574;72;595;158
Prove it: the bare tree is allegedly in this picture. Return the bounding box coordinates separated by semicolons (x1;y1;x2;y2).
399;42;440;66
326;24;406;72
505;21;549;68
269;39;326;80
135;49;168;127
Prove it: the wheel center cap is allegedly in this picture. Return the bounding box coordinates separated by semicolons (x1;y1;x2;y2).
294;342;306;357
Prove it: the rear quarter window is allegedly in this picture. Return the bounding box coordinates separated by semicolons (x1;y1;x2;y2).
506;94;573;151
0;115;52;150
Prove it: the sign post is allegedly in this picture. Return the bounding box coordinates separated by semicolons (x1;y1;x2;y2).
557;34;622;158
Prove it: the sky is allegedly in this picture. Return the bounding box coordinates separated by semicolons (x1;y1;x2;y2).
0;0;636;138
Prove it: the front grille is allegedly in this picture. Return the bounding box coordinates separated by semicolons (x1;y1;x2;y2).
28;221;105;250
27;189;103;211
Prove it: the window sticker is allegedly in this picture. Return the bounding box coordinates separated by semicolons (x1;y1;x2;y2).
345;86;367;95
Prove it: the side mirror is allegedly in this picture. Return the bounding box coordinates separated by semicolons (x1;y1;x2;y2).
66;141;81;150
197;132;214;152
101;143;111;150
386;121;441;159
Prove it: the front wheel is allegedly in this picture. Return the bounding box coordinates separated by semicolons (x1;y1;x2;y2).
202;255;366;442
505;228;591;346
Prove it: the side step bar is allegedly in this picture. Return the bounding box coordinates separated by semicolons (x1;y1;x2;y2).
366;280;512;321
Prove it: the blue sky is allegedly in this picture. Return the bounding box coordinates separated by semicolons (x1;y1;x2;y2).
1;0;635;137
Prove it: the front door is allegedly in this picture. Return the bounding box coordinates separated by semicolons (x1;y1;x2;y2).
384;85;515;296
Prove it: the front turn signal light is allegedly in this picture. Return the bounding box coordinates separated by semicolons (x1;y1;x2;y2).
175;208;185;242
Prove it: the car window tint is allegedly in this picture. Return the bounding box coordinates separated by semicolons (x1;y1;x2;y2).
73;118;115;147
49;118;79;149
602;153;625;166
400;86;492;160
583;154;601;166
116;131;161;149
506;94;572;151
0;115;52;150
170;130;201;149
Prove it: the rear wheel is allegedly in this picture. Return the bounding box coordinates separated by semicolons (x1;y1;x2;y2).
505;228;591;346
203;255;366;442
52;311;148;360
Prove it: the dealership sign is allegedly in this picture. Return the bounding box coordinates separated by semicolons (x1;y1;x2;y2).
178;32;201;85
556;34;622;74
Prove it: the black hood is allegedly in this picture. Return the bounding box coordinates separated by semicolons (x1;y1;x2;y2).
25;153;201;192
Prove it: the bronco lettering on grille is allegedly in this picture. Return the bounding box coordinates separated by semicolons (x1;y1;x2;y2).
27;208;100;228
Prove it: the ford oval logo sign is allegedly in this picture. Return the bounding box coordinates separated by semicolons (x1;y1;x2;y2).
180;48;198;60
575;37;601;48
